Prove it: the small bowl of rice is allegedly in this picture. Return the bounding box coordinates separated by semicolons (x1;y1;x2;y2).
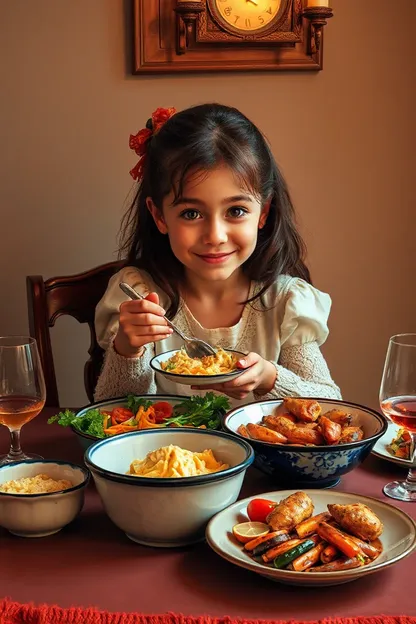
0;459;89;537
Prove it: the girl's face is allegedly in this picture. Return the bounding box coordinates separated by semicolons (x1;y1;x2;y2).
147;165;269;283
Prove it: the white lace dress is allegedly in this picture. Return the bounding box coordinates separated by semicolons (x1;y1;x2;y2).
94;266;341;407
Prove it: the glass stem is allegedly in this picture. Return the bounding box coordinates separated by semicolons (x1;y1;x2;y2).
8;429;23;459
405;434;416;490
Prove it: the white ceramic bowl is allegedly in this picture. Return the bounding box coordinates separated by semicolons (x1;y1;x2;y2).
150;348;246;387
206;489;416;587
223;398;387;488
0;460;89;537
85;428;254;547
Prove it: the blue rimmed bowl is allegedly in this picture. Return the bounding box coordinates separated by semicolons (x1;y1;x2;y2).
84;428;254;547
0;460;89;537
223;398;387;488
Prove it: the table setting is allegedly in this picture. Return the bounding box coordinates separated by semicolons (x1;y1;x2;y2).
1;333;416;624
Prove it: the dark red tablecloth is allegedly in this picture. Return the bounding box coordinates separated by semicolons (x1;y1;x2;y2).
0;409;415;618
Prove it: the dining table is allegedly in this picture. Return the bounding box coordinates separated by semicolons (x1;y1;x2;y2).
1;406;415;622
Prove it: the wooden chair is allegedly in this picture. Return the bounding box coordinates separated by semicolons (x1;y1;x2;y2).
27;261;122;407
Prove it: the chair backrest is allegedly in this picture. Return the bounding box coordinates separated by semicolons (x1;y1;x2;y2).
27;261;123;407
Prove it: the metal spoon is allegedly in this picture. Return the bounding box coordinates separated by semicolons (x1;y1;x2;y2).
119;282;216;359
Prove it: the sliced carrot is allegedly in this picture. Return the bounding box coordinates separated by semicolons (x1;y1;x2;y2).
295;512;331;538
321;544;339;563
291;541;327;571
316;522;362;559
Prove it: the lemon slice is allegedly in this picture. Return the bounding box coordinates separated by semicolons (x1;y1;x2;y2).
232;521;269;544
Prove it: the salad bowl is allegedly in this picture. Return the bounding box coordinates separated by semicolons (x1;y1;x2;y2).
48;393;231;451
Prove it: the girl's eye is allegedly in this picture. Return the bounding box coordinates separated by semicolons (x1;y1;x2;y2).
180;210;201;221
228;206;248;218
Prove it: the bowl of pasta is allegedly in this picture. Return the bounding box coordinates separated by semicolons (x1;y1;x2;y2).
84;427;254;547
150;347;246;386
223;397;387;488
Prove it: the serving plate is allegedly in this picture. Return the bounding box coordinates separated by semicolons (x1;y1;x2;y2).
372;422;416;468
150;349;246;387
206;489;416;586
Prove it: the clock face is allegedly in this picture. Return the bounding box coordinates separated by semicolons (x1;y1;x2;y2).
213;0;282;34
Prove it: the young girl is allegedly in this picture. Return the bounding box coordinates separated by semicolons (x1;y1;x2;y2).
94;103;341;405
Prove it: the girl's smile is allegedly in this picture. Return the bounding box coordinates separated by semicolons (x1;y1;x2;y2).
195;251;236;264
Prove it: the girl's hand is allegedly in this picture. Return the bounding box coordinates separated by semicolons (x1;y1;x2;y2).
193;352;277;400
114;292;173;358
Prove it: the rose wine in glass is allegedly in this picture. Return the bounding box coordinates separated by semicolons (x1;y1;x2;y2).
379;334;416;502
0;336;46;465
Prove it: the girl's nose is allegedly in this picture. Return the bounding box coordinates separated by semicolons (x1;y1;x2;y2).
202;219;228;246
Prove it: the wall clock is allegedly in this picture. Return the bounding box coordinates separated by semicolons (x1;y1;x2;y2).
133;0;334;73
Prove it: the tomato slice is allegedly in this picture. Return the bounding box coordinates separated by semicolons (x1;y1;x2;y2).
111;407;134;425
152;401;173;423
247;498;276;523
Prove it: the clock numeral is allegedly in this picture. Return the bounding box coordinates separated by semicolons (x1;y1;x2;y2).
233;14;240;24
224;6;232;16
258;15;265;24
245;18;251;28
266;6;272;14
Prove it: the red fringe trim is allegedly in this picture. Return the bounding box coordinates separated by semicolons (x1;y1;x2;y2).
0;601;415;624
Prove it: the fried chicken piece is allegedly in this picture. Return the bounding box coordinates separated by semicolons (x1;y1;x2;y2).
263;416;323;445
268;411;297;424
283;398;321;423
319;415;342;445
267;491;314;531
327;503;383;541
246;423;287;444
339;426;364;443
324;409;352;427
264;416;324;444
262;415;295;437
237;424;249;438
288;427;324;445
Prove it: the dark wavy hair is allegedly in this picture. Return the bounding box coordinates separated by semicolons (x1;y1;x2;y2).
119;103;310;318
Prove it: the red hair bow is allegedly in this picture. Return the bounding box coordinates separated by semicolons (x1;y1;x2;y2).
129;107;176;181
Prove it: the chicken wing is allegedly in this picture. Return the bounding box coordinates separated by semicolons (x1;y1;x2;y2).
287;427;324;445
327;503;383;541
237;424;249;438
319;415;342;445
339;426;364;444
262;415;323;445
324;409;352;427
246;423;287;444
266;491;314;531
283;398;321;423
262;415;295;438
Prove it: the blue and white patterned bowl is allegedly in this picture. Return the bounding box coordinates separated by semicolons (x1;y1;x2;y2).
222;399;387;488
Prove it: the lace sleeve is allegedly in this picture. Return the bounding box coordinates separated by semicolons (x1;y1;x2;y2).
94;340;157;401
254;341;341;400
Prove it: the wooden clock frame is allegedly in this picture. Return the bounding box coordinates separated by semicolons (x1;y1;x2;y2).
133;0;333;73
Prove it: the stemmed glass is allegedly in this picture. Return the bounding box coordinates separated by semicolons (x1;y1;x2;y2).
0;336;46;465
379;333;416;502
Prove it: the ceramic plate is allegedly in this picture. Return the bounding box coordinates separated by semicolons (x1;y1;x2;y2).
150;349;246;387
206;489;416;587
372;422;416;468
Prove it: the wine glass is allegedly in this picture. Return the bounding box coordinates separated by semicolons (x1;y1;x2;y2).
379;333;416;502
0;336;46;465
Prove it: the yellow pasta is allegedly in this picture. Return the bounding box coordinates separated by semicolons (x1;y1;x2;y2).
161;347;238;375
127;445;229;478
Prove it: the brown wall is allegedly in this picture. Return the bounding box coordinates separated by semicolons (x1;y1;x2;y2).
0;0;414;408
